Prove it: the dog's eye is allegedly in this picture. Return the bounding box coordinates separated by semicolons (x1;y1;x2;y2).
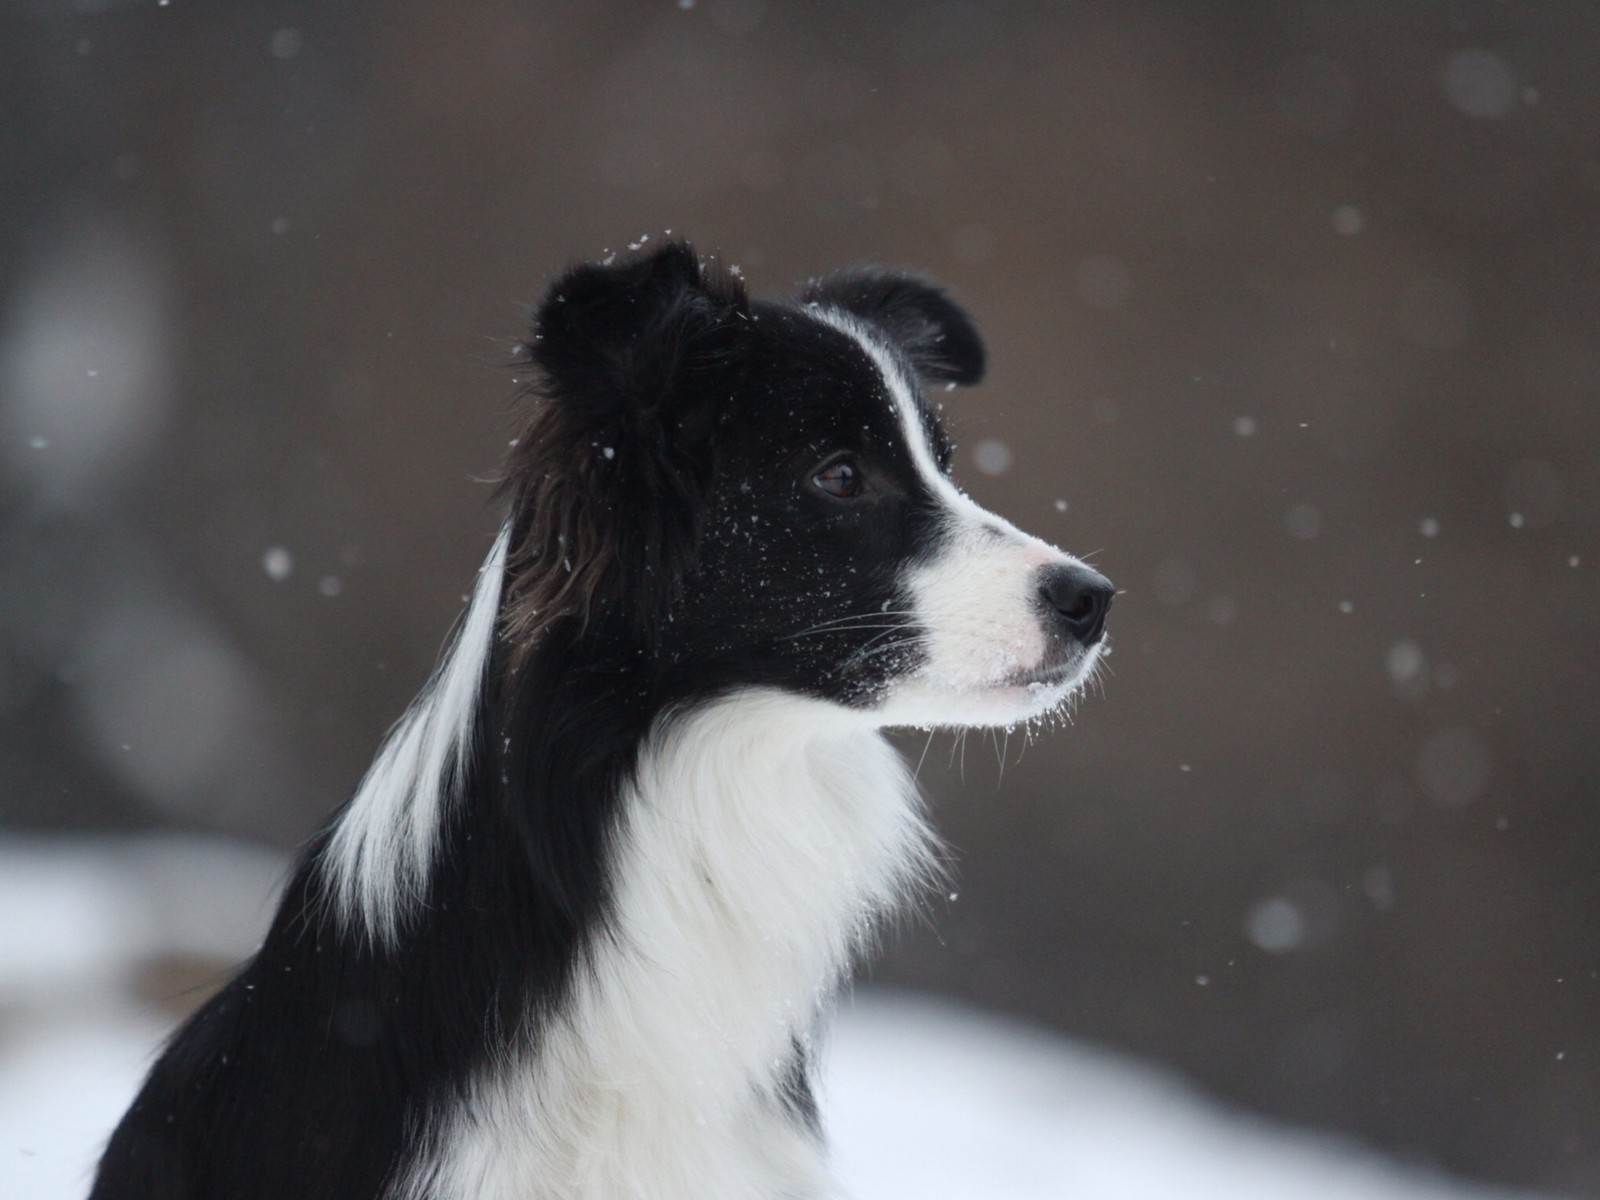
811;457;865;500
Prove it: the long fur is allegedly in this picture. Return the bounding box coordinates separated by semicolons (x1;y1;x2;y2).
91;241;1112;1200
324;524;510;944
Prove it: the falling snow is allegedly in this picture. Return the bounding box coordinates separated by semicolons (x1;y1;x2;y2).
1286;504;1322;540
1331;205;1365;235
1417;728;1491;808
261;547;294;583
269;28;303;60
1442;49;1518;119
1246;896;1308;954
972;438;1012;476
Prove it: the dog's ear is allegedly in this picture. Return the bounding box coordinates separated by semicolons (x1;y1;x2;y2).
503;241;747;642
803;269;985;386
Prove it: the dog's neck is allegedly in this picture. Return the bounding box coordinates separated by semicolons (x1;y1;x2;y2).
404;691;934;1200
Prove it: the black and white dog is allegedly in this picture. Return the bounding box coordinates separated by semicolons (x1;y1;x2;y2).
92;242;1112;1200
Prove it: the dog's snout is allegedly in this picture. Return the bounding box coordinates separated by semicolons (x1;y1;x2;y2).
1038;564;1114;646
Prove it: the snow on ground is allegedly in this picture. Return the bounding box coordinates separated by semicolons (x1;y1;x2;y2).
826;994;1547;1200
1;1008;169;1200
0;837;1554;1200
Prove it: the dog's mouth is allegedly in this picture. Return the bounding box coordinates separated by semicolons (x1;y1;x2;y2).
877;641;1104;730
998;633;1113;691
1001;650;1090;692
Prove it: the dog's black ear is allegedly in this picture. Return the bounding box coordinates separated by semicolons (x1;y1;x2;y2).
503;241;747;642
528;241;732;417
803;269;985;386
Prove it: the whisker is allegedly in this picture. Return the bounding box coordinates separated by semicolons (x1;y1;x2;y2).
950;729;968;780
778;624;911;642
854;624;921;655
841;635;930;672
839;629;930;659
775;611;919;641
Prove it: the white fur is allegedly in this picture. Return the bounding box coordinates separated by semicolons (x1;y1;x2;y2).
325;308;1097;1199
323;524;510;943
398;691;934;1200
810;309;1103;728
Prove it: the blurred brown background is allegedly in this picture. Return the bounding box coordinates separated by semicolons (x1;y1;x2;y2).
2;0;1597;1193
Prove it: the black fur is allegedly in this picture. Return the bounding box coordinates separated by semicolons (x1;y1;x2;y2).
91;241;987;1200
801;268;985;386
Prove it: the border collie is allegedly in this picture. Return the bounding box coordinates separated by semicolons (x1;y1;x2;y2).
92;242;1113;1200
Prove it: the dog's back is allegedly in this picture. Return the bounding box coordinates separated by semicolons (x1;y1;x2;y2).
93;242;1111;1200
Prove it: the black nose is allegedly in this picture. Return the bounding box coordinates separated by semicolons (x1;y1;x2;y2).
1038;564;1115;646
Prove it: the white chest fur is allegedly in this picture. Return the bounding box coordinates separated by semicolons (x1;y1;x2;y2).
400;691;934;1200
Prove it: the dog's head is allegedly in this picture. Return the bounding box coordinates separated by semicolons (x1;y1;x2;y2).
504;241;1111;729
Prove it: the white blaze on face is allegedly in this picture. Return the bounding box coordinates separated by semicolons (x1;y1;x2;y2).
811;309;1104;730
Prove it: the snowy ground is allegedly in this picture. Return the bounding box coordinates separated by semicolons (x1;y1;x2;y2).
0;836;1553;1200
